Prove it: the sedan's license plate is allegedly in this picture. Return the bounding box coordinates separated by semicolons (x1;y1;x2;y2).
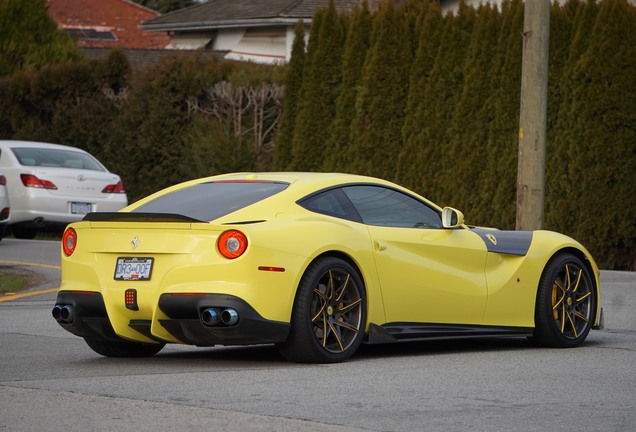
71;202;92;214
114;257;153;281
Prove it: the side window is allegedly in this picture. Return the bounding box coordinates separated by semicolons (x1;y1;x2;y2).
299;188;361;222
342;185;441;228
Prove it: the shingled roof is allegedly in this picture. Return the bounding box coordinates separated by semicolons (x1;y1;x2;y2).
141;0;361;31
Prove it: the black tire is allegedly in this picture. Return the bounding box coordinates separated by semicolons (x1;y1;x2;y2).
533;253;596;348
84;338;165;358
11;226;37;240
277;256;366;363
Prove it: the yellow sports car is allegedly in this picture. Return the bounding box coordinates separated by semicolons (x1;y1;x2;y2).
53;172;603;363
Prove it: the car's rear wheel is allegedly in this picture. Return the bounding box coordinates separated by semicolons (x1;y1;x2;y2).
84;338;165;357
277;257;366;363
533;253;596;348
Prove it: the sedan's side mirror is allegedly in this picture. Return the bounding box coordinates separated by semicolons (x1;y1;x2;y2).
442;207;464;228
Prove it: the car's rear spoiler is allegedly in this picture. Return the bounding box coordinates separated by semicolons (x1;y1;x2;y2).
82;212;204;223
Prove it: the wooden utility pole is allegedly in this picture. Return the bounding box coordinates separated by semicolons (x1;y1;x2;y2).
516;0;550;231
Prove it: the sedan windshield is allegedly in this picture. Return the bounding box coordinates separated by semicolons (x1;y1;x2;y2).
133;180;289;222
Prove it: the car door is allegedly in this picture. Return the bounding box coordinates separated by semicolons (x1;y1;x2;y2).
341;185;489;325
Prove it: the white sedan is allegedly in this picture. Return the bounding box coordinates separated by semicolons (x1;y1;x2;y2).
0;140;128;239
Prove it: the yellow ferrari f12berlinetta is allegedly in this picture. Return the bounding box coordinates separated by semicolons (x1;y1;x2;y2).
53;172;603;363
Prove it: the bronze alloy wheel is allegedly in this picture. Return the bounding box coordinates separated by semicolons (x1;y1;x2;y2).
310;267;364;354
277;257;366;363
534;253;596;347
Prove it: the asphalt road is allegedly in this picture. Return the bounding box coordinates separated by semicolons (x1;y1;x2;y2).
1;238;635;432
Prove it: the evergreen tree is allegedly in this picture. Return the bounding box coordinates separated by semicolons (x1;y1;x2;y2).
114;54;221;201
546;0;599;234
274;22;306;170
397;3;475;201
348;0;413;180
0;0;83;76
323;2;372;172
290;1;345;171
560;0;636;268
479;0;524;228
398;2;443;191
442;3;500;217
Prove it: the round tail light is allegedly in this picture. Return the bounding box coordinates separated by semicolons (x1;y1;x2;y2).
217;230;248;259
62;228;77;256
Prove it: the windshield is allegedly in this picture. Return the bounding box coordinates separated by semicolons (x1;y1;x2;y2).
133;180;289;221
12;147;105;171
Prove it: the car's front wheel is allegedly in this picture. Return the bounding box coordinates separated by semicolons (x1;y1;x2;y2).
84;339;165;357
277;257;366;363
533;253;596;348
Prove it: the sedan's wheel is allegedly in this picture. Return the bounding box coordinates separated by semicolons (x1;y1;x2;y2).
277;257;366;363
84;338;165;357
11;226;37;240
533;253;596;348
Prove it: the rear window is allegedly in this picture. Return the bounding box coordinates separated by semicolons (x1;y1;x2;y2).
12;147;105;171
133;180;289;221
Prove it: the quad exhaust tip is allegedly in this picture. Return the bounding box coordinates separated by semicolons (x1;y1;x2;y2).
201;308;220;326
201;307;239;327
221;308;239;326
52;304;74;324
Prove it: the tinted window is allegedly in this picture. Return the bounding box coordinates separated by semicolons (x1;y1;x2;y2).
299;188;361;222
133;181;288;221
342;185;441;228
11;147;105;171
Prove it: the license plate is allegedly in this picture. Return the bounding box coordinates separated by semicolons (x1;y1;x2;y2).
71;202;92;214
114;257;153;281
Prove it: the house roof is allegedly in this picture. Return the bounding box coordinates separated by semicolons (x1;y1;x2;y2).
141;0;361;32
47;0;171;48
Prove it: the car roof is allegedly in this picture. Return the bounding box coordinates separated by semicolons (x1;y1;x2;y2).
127;171;432;212
0;140;88;153
196;172;438;207
197;172;401;194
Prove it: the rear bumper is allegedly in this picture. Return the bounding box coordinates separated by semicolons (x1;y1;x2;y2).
158;293;290;346
53;291;290;346
53;291;122;342
8;192;126;225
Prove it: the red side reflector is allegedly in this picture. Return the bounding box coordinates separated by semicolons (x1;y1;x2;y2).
258;266;285;272
0;175;6;186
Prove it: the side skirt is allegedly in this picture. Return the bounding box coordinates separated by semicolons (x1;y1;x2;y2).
365;322;534;345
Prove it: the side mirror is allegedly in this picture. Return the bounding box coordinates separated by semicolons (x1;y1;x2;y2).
442;207;464;228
